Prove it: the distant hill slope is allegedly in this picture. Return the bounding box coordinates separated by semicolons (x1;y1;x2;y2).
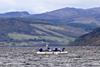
0;18;87;46
0;7;100;31
31;7;100;22
0;11;30;18
0;7;100;46
30;7;100;31
73;28;100;46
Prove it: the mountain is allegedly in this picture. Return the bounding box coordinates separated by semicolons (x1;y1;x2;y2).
1;7;100;31
0;18;87;46
0;11;30;18
31;7;100;22
30;7;100;31
73;28;100;46
0;7;100;46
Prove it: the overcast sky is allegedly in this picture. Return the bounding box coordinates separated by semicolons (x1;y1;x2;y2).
0;0;100;14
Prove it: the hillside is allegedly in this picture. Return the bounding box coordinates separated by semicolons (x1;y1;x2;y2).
0;11;30;18
1;7;100;31
30;7;100;31
73;28;100;46
0;7;100;46
0;18;87;46
31;7;100;22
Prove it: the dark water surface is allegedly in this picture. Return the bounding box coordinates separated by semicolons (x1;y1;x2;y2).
0;46;100;67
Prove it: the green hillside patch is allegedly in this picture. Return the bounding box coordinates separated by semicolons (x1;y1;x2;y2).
8;33;75;44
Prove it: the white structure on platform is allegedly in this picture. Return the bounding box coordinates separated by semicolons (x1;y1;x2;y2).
34;43;68;55
36;51;68;55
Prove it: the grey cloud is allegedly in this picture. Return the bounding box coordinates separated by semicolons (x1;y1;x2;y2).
0;0;100;14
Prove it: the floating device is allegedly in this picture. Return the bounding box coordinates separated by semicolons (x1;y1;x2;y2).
34;42;68;55
36;51;68;55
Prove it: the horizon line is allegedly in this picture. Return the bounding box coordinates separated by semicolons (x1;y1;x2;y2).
0;6;100;14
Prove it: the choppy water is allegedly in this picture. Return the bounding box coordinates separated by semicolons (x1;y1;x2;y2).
0;46;100;67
